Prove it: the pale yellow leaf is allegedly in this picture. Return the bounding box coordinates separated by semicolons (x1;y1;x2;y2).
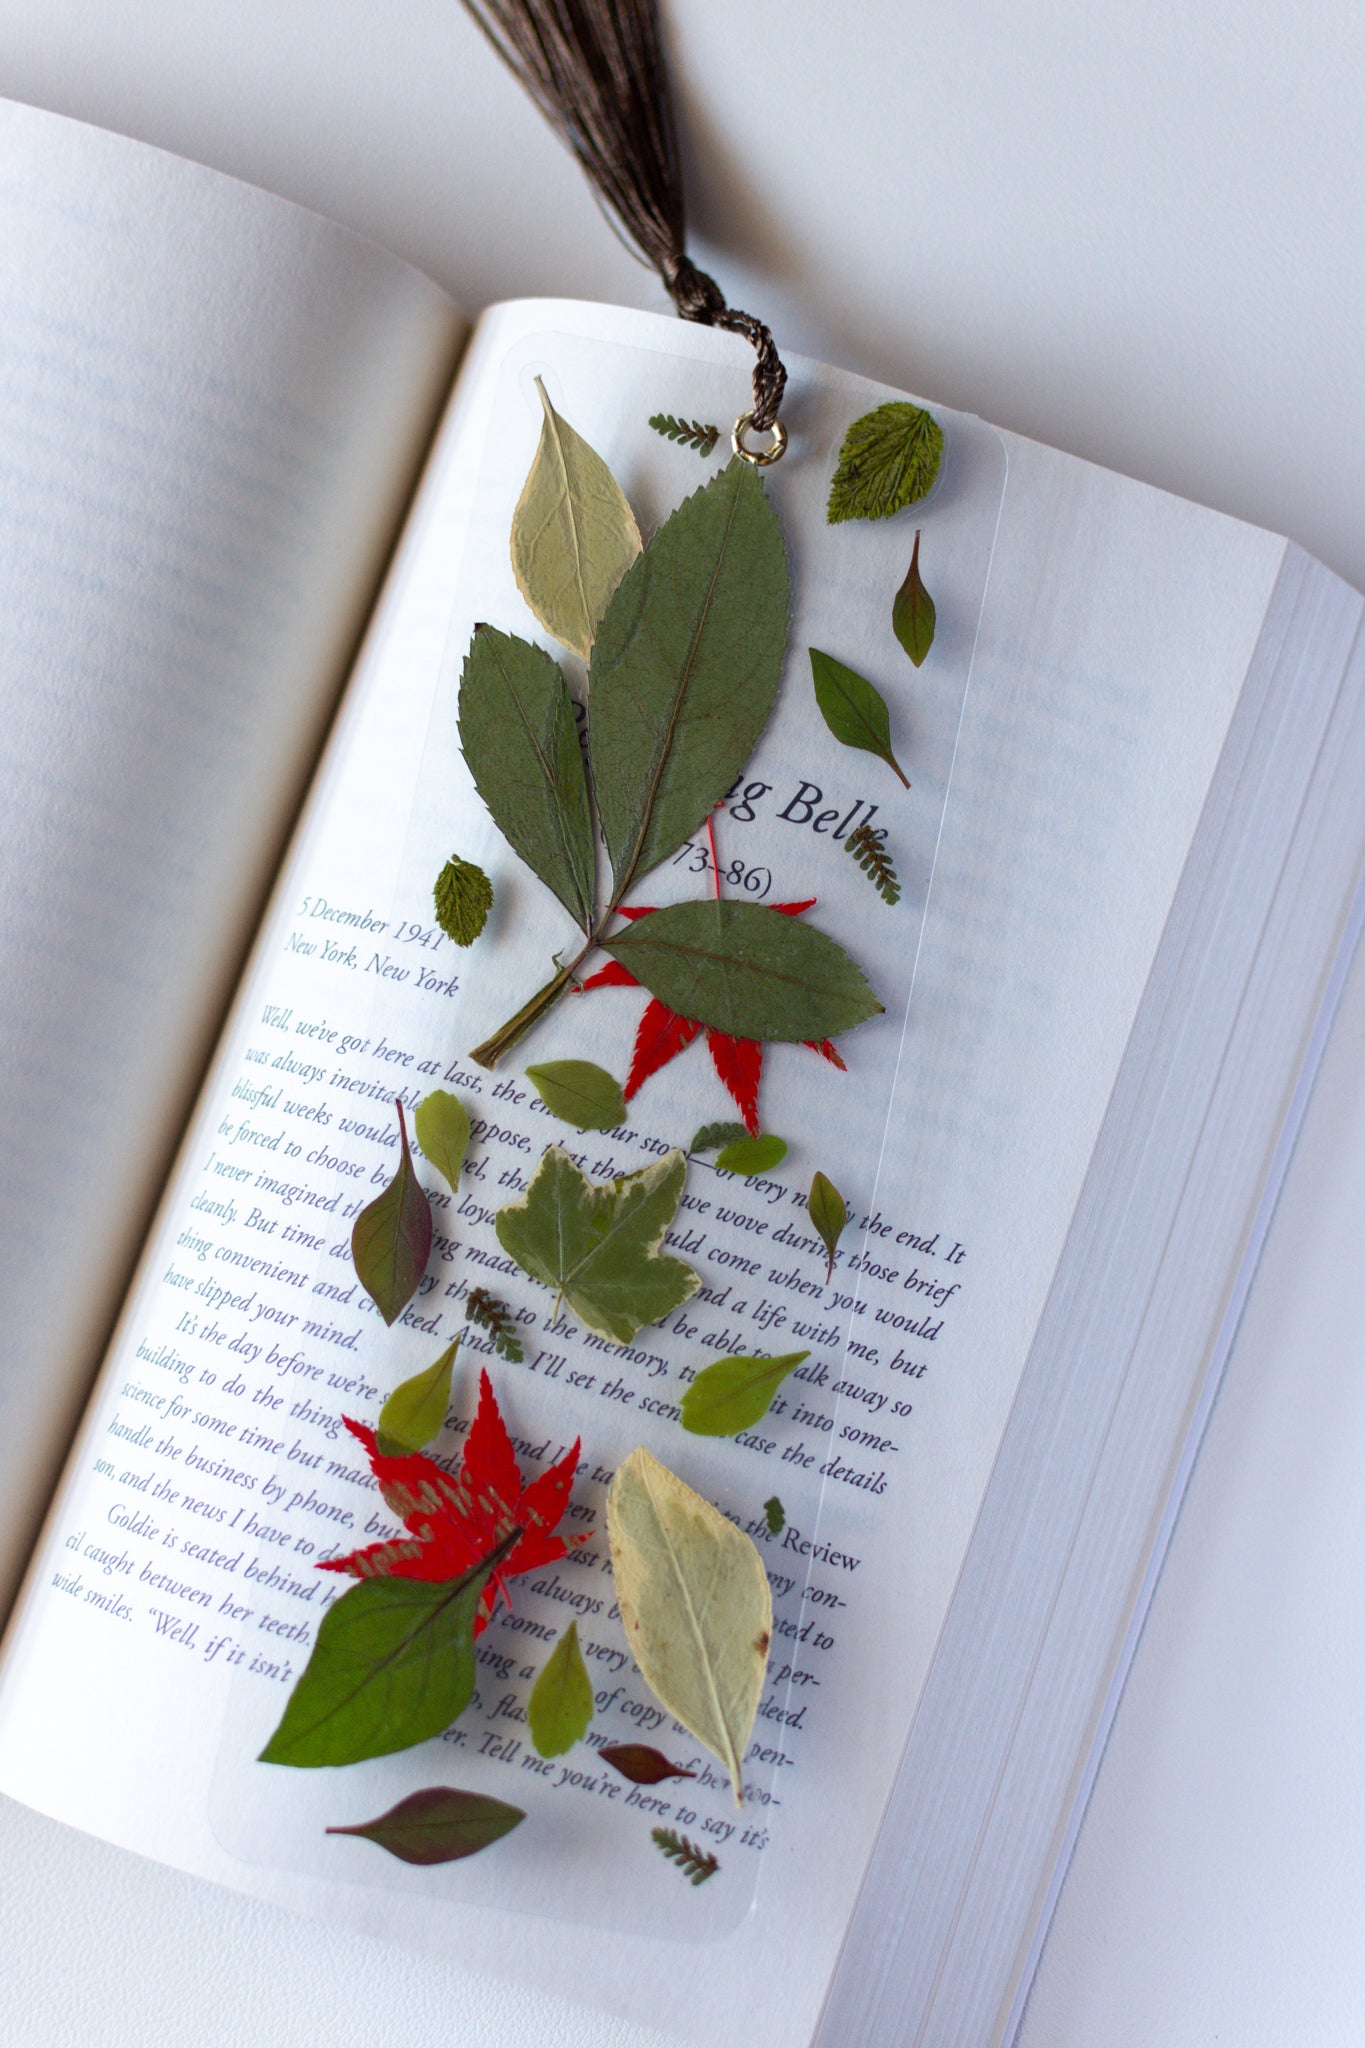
607;1446;771;1806
510;377;642;661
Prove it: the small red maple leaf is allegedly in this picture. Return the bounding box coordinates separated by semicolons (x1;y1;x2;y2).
318;1369;589;1634
578;900;846;1134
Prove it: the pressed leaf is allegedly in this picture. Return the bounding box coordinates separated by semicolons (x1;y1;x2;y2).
464;1286;525;1362
511;376;642;660
413;1089;471;1195
679;1350;809;1437
763;1495;785;1536
809;648;909;788
808;1171;848;1283
590;458;789;901
713;1132;787;1177
351;1101;433;1325
651;1826;719;1885
648;412;720;457
457;625;595;930
525;1058;625;1132
495;1147;699;1344
376;1339;458;1458
846;820;902;906
599;1743;696;1786
433;854;493;946
527;1619;595;1758
259;1530;517;1768
689;1120;749;1156
607;1445;772;1804
892;529;936;666
327;1787;524;1865
603;899;883;1044
826;401;943;524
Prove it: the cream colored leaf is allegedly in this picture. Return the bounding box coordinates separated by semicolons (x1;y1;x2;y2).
607;1446;771;1806
510;377;642;661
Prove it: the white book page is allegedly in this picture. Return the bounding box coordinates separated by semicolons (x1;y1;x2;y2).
0;302;1282;2048
0;97;464;1603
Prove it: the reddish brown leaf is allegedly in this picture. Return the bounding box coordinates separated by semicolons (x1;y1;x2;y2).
599;1743;697;1787
319;1370;589;1634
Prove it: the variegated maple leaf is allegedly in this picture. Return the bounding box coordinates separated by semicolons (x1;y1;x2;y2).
319;1369;589;1633
578;900;846;1134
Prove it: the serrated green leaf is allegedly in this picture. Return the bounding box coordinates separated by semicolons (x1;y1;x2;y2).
807;1170;848;1283
689;1121;749;1156
511;377;641;661
826;401;943;524
259;1531;516;1767
714;1133;788;1177
376;1339;458;1457
524;1058;625;1132
590;458;789;903
608;1446;771;1804
892;529;936;666
809;648;909;788
679;1350;809;1437
527;1620;595;1757
603;899;883;1044
327;1787;524;1865
495;1146;698;1344
351;1102;432;1325
433;854;493;945
458;625;595;930
413;1088;471;1195
763;1495;785;1536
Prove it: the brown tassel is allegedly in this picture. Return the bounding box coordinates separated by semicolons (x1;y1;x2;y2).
458;0;787;434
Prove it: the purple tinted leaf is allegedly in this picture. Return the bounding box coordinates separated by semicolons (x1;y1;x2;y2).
599;1743;697;1786
351;1099;432;1324
327;1786;524;1865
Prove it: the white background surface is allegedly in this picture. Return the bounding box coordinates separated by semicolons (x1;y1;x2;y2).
2;2;1364;2041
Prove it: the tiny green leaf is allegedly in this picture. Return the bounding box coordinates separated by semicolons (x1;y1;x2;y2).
259;1530;517;1768
527;1620;595;1758
763;1496;785;1536
464;1286;525;1362
648;413;720;457
351;1101;432;1325
846;821;901;906
826;401;943;524
651;1826;719;1884
689;1121;749;1156
892;530;936;666
807;1171;848;1283
376;1339;458;1457
511;376;642;660
713;1133;788;1177
495;1146;699;1344
413;1088;471;1195
679;1350;809;1437
599;1743;696;1786
603;899;883;1044
458;625;596;931
433;854;493;946
327;1787;524;1865
809;648;909;788
525;1058;626;1133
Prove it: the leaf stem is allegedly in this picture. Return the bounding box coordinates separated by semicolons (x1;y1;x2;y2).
468;937;597;1069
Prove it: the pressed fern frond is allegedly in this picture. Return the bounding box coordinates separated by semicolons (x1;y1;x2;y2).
845;821;901;905
464;1286;525;1362
648;412;720;457
651;1826;719;1885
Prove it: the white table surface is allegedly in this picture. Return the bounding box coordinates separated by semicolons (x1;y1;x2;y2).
3;4;1365;2041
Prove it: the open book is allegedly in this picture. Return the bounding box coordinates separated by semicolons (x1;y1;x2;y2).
2;94;1363;2048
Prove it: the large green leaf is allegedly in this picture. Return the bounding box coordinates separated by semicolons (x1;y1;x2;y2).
826;401;943;523
457;625;595;931
809;648;909;786
258;1533;516;1768
589;458;789;901
602;900;883;1043
511;377;641;660
527;1620;594;1757
327;1787;524;1865
494;1146;699;1344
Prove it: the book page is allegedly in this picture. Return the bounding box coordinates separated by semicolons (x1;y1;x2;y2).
0;98;465;1603
0;303;1281;2046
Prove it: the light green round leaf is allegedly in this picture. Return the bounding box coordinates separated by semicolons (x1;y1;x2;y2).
525;1058;626;1132
413;1089;471;1195
826;401;943;524
527;1620;595;1758
376;1340;458;1457
433;855;493;945
714;1133;787;1177
679;1351;809;1437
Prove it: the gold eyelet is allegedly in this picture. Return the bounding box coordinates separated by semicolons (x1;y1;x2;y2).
732;413;788;466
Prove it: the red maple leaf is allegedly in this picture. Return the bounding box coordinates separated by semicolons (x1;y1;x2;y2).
578;900;846;1134
318;1369;589;1634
